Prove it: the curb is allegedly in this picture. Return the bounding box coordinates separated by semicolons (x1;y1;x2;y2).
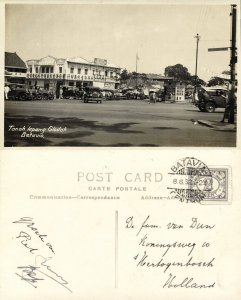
197;120;236;131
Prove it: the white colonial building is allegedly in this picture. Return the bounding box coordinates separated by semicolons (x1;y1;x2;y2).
26;55;121;96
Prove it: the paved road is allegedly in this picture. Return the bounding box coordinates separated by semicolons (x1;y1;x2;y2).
4;98;236;147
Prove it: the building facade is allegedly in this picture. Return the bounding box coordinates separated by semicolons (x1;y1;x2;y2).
5;52;27;85
164;80;186;102
146;74;186;101
26;55;121;96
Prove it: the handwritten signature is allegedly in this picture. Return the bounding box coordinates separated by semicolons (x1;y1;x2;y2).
13;216;71;293
13;217;55;254
15;255;72;293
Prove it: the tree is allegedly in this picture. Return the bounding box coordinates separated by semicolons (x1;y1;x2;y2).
189;75;206;86
164;64;191;82
120;69;130;81
207;76;225;87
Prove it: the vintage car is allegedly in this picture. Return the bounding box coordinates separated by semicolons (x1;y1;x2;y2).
7;84;32;101
83;87;103;104
62;87;83;100
29;87;54;100
113;90;125;100
122;88;146;100
195;86;228;113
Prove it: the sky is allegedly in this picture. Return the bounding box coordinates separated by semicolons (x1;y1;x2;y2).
5;3;233;82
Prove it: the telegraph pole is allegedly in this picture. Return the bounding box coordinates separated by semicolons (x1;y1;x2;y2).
135;53;138;89
228;4;237;124
207;5;237;123
193;34;200;102
194;33;201;85
221;4;237;124
230;5;237;83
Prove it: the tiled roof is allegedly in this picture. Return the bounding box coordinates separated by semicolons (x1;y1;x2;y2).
5;52;27;69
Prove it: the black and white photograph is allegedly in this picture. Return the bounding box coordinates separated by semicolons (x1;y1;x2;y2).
4;1;238;147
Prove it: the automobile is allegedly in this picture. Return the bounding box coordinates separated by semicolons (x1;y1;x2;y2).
105;90;115;100
195;86;228;113
113;90;125;100
28;87;54;100
62;86;83;100
7;84;32;101
83;87;103;103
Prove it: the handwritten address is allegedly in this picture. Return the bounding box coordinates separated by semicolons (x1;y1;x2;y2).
125;216;216;289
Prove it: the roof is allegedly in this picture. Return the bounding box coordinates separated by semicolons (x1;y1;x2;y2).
105;62;121;69
67;56;91;65
5;52;27;69
147;74;173;80
204;85;228;91
38;55;57;66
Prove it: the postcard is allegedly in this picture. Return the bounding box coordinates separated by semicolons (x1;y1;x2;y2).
0;149;241;300
2;0;238;147
0;0;241;300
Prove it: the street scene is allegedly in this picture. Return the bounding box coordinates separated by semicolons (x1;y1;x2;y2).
4;3;237;147
5;99;235;147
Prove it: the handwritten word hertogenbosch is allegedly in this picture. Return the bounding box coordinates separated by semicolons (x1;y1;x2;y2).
13;217;55;254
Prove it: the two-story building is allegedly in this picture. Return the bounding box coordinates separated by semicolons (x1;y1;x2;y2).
26;55;121;96
5;52;27;85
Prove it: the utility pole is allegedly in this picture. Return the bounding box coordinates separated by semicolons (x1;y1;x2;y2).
227;4;237;124
194;33;201;84
193;34;200;101
135;53;139;89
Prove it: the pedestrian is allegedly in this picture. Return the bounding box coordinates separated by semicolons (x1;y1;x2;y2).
221;84;236;123
59;87;63;99
101;90;106;99
4;84;10;100
153;92;157;104
150;91;157;104
149;91;153;104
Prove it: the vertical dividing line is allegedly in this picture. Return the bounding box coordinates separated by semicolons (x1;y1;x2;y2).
115;210;118;288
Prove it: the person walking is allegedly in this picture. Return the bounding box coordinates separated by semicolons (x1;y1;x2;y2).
153;91;157;104
4;84;10;100
149;91;153;104
59;87;63;99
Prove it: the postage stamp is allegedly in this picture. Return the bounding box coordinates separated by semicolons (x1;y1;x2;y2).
200;167;230;205
168;157;231;204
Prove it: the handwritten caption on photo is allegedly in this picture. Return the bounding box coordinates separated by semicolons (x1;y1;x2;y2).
8;125;67;138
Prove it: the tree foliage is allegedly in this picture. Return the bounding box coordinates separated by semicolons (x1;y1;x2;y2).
207;76;225;87
164;64;191;81
120;69;130;81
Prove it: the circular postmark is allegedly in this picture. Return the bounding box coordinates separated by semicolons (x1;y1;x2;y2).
168;157;213;203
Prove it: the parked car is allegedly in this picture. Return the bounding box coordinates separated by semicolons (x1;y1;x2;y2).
83;87;103;104
28;87;54;100
195;86;228;112
7;85;32;101
62;87;83;100
101;89;115;100
113;90;125;100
